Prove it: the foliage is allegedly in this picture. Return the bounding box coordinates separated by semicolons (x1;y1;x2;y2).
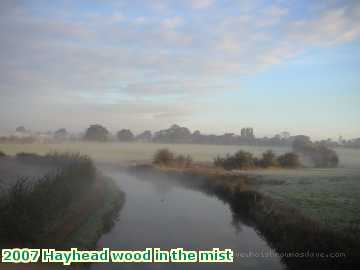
214;150;255;170
215;150;302;170
0;150;6;157
259;150;278;168
136;130;152;142
84;124;109;141
15;126;27;133
153;149;193;167
277;152;301;168
175;154;193;168
153;149;175;165
292;136;339;167
54;128;68;140
117;129;135;142
0;153;96;244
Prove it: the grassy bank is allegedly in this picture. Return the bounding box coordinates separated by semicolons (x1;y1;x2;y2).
64;175;125;249
0;152;124;249
245;170;360;231
128;165;360;269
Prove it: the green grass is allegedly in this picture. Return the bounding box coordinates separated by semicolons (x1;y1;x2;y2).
249;170;360;230
64;176;125;249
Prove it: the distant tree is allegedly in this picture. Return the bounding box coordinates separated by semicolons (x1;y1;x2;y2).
117;129;134;142
292;135;312;152
136;130;152;142
54;128;68;140
84;124;109;141
292;136;339;168
16;126;26;133
153;124;192;143
280;131;291;139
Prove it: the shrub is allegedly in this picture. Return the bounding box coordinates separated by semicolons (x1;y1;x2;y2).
277;152;301;168
259;150;278;168
153;149;175;165
292;137;339;168
0;150;6;157
153;149;193;167
0;152;96;244
311;145;339;168
214;150;255;170
175;154;193;168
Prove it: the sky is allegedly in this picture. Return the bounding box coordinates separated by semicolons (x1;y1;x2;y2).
0;0;359;140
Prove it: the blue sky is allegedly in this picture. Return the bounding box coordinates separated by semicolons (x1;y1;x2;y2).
0;0;359;139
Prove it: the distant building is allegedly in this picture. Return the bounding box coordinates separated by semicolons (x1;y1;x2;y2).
241;128;254;138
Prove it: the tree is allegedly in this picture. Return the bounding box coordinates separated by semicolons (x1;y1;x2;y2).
153;124;192;143
136;130;152;142
16;126;26;133
292;135;312;152
292;136;339;168
117;129;134;142
84;124;109;141
54;128;68;140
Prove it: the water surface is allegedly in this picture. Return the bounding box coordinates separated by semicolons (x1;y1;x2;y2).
92;167;284;270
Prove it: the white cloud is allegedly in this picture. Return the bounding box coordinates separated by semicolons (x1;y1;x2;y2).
162;16;184;29
189;0;214;9
1;0;360;134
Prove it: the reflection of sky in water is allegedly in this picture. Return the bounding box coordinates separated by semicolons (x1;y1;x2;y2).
92;168;283;270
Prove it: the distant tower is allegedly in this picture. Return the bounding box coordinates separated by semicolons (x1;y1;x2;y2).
241;127;254;138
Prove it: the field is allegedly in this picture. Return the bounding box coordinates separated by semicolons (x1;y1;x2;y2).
0;142;291;164
1;142;360;230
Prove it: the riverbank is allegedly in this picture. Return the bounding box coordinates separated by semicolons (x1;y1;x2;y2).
127;164;360;269
0;153;125;250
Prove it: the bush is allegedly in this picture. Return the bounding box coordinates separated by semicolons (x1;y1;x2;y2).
311;145;339;168
259;150;278;168
175;154;193;168
215;150;302;170
0;150;6;157
153;149;175;165
214;150;255;170
292;137;339;168
153;149;193;167
0;152;96;244
277;152;301;168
